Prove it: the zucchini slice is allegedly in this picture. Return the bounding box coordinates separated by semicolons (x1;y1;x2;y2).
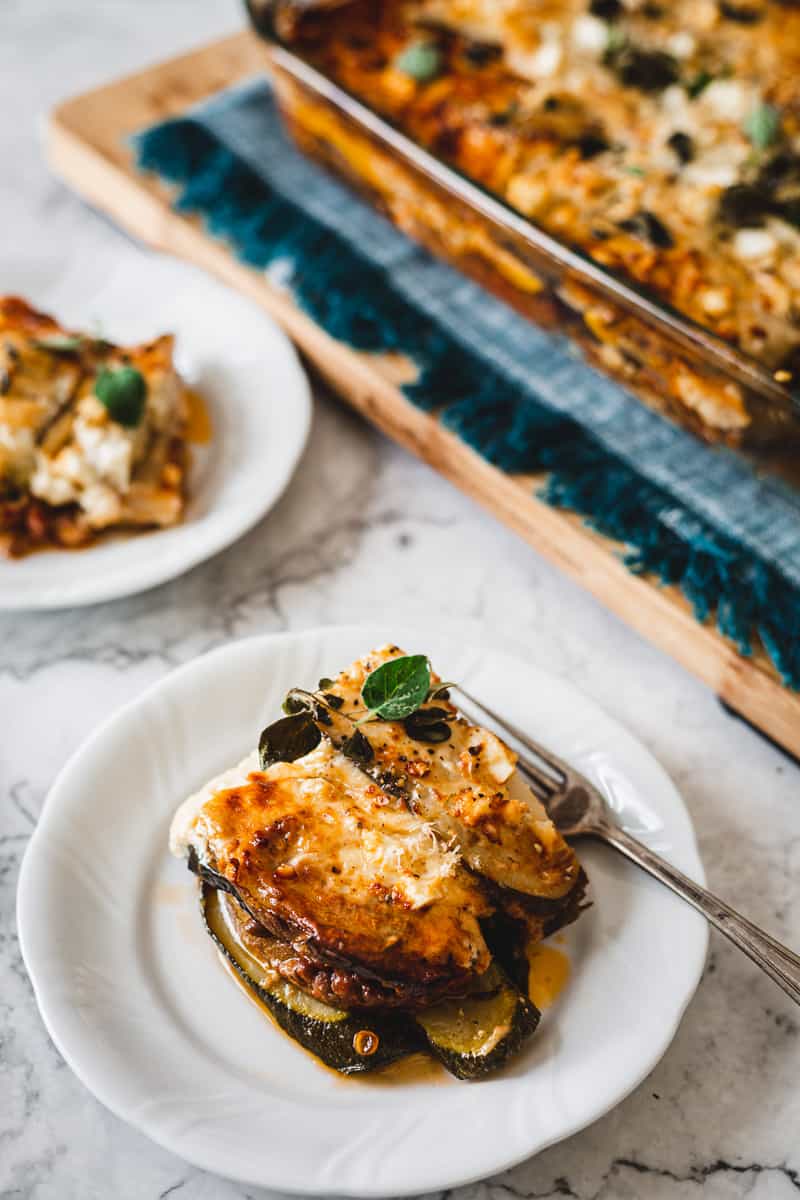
201;885;540;1081
201;884;422;1075
415;965;540;1080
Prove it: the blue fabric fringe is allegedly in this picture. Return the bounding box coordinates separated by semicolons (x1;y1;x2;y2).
135;117;800;689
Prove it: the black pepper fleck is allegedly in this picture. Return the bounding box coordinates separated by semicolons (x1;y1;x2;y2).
667;130;694;164
619;209;675;248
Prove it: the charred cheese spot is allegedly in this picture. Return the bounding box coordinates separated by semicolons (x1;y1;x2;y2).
171;742;493;992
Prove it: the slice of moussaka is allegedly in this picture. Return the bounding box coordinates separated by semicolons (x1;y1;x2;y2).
171;645;587;1078
0;297;189;556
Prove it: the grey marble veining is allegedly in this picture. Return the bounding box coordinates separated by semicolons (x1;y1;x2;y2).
2;3;800;1198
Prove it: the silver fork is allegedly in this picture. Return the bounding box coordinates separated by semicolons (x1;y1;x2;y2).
454;685;800;1007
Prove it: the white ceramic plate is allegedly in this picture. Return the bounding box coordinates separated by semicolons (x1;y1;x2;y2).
0;249;311;608
18;626;707;1195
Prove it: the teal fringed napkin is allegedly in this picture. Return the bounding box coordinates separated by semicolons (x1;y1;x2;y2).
134;77;800;688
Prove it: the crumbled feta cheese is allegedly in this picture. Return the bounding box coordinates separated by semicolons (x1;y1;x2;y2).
528;39;563;78
74;419;134;493
700;286;732;317
684;162;739;189
30;458;79;506
662;85;690;116
733;228;777;262
703;80;749;122
81;482;123;528
667;31;696;59
571;14;607;55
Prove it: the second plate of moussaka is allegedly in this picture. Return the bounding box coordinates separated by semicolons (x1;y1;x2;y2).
0;248;311;608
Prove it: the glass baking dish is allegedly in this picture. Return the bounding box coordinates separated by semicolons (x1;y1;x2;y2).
246;0;800;451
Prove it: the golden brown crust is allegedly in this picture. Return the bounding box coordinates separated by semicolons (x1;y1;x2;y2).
193;748;494;998
175;646;589;1012
288;0;800;380
324;645;583;901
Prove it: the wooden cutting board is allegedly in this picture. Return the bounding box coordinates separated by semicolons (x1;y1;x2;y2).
46;30;800;759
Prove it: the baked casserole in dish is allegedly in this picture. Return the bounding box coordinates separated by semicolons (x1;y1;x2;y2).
249;0;800;447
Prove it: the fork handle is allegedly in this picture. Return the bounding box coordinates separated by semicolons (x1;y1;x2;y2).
601;823;800;1007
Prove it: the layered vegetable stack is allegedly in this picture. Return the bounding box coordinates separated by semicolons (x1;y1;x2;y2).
170;645;588;1078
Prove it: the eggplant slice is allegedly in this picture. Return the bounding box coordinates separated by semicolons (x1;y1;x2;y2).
202;884;423;1074
202;884;540;1080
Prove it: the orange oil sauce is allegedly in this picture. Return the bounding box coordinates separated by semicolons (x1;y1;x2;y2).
216;951;447;1085
184;387;212;444
528;943;571;1010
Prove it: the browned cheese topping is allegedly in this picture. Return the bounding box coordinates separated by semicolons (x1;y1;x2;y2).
292;0;800;378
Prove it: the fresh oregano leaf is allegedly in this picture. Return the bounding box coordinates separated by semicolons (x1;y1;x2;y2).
360;655;431;721
94;365;147;427
282;692;309;715
258;712;321;769
318;677;334;690
685;68;713;99
342;728;374;765
403;708;452;743
394;40;442;82
744;103;781;152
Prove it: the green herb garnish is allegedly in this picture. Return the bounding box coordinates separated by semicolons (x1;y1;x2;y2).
403;706;452;744
604;25;627;57
341;728;375;765
94;365;147;427
259;711;321;769
686;69;713;99
394;40;442;82
744;103;781;152
360;654;432;721
282;692;310;715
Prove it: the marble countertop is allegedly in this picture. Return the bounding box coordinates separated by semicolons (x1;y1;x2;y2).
2;3;800;1198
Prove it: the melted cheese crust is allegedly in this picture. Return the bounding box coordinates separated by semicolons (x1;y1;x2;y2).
294;0;800;377
172;742;492;983
325;645;580;899
171;646;586;993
